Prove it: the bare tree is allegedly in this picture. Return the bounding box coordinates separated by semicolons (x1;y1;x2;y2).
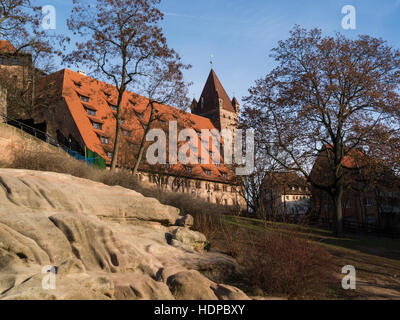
66;0;178;171
242;26;400;235
130;53;191;176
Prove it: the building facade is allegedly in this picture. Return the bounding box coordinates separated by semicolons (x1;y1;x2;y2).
261;172;312;218
0;40;33;119
310;147;400;228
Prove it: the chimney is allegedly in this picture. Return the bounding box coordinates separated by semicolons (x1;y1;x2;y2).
78;70;87;76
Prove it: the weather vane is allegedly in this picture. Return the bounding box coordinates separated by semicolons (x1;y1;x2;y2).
210;54;214;69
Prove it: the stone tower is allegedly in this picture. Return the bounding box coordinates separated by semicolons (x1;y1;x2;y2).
191;69;239;132
0;40;33;118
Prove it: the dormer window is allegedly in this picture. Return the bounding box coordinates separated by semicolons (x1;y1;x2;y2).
108;102;117;112
78;94;89;102
222;173;228;179
92;121;102;130
74;82;82;89
121;119;126;124
104;91;111;98
85;108;96;116
107;152;113;159
99;136;109;144
130;100;137;106
204;170;211;176
123;129;131;137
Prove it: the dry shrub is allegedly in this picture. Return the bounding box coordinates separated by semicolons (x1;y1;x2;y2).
149;191;231;241
237;230;336;299
6;147;141;190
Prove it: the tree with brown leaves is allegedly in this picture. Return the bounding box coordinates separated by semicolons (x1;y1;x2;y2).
242;26;400;235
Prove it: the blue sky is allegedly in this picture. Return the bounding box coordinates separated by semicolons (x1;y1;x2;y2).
39;0;400;106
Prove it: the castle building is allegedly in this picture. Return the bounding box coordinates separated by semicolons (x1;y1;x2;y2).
0;40;32;90
0;41;246;209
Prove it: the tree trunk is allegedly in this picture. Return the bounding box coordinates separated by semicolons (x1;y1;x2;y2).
132;103;155;176
333;185;344;235
110;88;126;171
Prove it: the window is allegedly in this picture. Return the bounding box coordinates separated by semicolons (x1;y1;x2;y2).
164;163;170;169
196;181;201;189
214;184;220;191
199;157;205;164
224;199;228;206
216;163;221;168
79;94;89;102
185;166;192;173
123;130;131;137
12;57;19;65
107;152;113;159
85;108;96;116
104;91;111;99
204;170;211;176
222;173;228;179
99;136;109;144
108;102;117;112
130;100;137;106
231;187;236;193
365;197;373;207
223;185;228;192
74;82;82;89
120;119;126;124
92;121;102;130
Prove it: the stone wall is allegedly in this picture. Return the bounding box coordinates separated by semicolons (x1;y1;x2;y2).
0;122;64;165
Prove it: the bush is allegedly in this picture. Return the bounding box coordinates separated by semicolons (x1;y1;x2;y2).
237;230;336;299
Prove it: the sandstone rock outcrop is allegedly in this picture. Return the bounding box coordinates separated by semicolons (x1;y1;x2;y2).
0;169;248;300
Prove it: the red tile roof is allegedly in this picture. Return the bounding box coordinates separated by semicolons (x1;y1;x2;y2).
0;40;16;54
37;69;236;184
322;144;366;168
199;69;236;113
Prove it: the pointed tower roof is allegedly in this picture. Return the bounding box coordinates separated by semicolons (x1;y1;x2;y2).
199;69;235;113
